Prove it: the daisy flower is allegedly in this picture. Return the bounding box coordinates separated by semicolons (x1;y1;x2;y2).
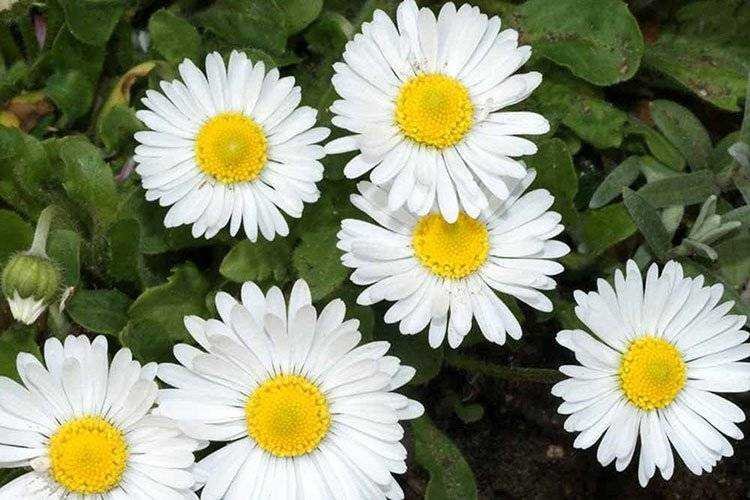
552;260;750;486
325;0;548;223
134;50;330;241
0;335;201;498
155;279;424;499
337;170;569;348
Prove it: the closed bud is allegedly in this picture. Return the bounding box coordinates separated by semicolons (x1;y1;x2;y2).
2;253;61;324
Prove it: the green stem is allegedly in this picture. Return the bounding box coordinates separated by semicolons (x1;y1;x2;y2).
27;206;55;257
446;354;563;384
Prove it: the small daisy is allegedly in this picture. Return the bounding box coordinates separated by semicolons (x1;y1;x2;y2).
552;260;750;486
155;279;424;499
134;50;330;241
325;0;548;223
337;170;568;348
0;335;201;498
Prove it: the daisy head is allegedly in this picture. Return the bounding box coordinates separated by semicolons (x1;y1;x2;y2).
0;335;200;498
337;170;569;349
155;279;424;499
552;260;750;486
134;50;330;242
325;0;549;223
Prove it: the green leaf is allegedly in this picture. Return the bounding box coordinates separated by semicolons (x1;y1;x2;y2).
66;289;131;336
120;318;178;363
49;27;106;83
47;229;81;287
106;219;143;284
626;118;686;171
581;203;637;255
220;239;292;285
56;136;119;232
0;61;28;103
723;205;750;231
127;262;210;343
305;11;353;55
293;231;348;302
45;70;95;124
279;0;324;35
636;171;717;208
97;103;143;154
524;138;579;232
0;324;40;380
644;33;749;111
148;9;201;63
527;69;627;148
411;415;478;500
0;209;32;266
513;0;643;86
58;0;125;46
715;236;750;287
195;0;288;55
589;156;642;209
649;100;712;171
622;188;672;259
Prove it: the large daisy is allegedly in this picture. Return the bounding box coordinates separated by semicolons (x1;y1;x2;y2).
134;50;329;241
0;335;201;498
552;260;750;486
325;0;548;223
337;170;568;348
155;279;424;499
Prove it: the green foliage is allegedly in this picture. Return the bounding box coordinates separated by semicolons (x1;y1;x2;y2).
412;415;478;500
0;0;749;495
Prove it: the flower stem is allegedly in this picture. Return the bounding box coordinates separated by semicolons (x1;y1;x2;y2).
27;206;55;257
446;353;563;384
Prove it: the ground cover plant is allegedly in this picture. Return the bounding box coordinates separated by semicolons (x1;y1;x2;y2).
0;0;748;498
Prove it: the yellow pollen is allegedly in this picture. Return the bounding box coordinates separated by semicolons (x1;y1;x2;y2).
48;416;128;494
195;112;268;184
619;337;686;411
412;212;490;279
245;374;331;458
395;73;474;149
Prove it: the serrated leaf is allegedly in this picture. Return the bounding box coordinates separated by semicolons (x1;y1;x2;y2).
589;156;642;209
623;188;672;259
220;239;292;285
293;231;348;301
636;170;717;208
128;263;210;342
649;100;712;171
513;0;643;86
412;415;478;500
581;203;637;255
0;209;32;265
149;9;201;63
66;289;130;336
644;33;749;111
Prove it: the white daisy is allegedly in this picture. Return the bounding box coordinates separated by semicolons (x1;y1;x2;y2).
134;50;330;241
0;335;201;499
155;279;425;499
552;260;750;486
337;170;569;348
325;0;548;223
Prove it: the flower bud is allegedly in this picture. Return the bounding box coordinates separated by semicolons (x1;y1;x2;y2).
2;253;61;324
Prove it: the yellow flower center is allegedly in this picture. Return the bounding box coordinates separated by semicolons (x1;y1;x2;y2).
395;73;474;149
245;374;331;458
412;212;490;279
195;112;268;184
619;337;686;411
48;416;128;494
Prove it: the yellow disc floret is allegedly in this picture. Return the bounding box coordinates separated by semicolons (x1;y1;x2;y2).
48;416;128;494
245;374;331;457
412;212;490;280
395;73;474;149
619;336;687;411
195;112;268;184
